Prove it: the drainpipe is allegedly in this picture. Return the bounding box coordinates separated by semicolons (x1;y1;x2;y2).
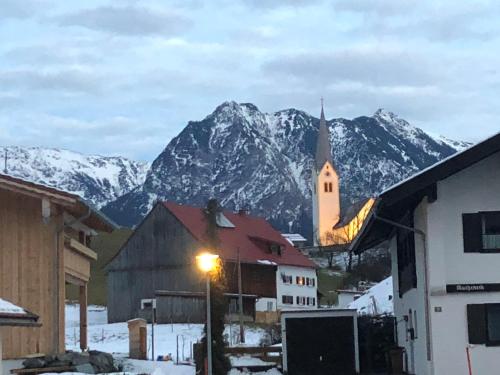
372;213;433;370
54;204;92;352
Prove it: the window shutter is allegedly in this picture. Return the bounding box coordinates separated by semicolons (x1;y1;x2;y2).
467;304;486;344
463;213;482;253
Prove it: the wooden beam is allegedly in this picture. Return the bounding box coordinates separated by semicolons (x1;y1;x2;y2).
65;236;97;260
0;178;76;206
79;284;88;351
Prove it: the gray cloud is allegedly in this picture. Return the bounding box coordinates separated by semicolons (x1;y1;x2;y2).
242;0;321;9
0;0;46;20
55;5;192;36
4;45;101;66
333;0;417;16
262;48;436;87
0;69;103;94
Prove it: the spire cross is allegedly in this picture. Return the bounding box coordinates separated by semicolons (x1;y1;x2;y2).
320;97;324;108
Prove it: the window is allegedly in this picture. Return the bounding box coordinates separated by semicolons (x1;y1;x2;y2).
305;277;316;287
269;243;283;256
324;182;328;192
328;182;333;192
296;296;306;305
463;212;500;252
307;297;316;306
296;276;305;286
467;303;500;346
397;214;417;296
282;295;293;305
281;273;292;284
267;301;274;311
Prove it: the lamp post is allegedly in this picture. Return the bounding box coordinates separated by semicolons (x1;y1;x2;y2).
196;252;219;375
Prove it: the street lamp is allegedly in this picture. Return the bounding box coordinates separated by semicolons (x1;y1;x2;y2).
196;252;219;375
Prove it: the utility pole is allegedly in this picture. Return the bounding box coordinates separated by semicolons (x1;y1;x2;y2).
237;248;245;343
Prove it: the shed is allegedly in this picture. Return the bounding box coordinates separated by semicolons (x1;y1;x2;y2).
281;309;359;375
0;174;116;359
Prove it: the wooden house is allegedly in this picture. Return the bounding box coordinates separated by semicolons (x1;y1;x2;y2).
0;174;115;359
106;201;316;324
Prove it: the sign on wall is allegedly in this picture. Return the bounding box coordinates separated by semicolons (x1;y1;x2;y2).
446;284;500;293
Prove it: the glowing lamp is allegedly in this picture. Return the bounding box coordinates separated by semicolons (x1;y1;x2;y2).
196;252;219;273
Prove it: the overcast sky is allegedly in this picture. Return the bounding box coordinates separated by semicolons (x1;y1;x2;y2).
1;0;500;161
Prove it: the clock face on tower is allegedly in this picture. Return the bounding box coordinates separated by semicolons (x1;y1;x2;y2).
325;171;330;177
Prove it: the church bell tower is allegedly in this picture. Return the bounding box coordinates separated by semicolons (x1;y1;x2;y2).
312;99;340;246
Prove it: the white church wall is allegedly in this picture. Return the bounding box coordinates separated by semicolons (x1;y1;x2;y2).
313;162;340;245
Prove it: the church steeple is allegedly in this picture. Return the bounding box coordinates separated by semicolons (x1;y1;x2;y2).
311;98;340;246
315;98;334;170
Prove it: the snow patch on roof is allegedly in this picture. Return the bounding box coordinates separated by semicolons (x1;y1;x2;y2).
348;277;393;316
0;298;28;315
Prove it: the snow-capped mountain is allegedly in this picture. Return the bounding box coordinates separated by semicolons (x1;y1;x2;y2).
102;101;470;238
0;146;149;208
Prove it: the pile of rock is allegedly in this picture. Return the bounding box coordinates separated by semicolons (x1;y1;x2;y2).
22;351;119;374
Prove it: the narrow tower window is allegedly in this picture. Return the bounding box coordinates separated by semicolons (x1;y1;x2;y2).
324;182;328;192
328;182;333;192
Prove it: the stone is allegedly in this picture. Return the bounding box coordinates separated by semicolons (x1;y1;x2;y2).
75;363;96;374
22;357;46;369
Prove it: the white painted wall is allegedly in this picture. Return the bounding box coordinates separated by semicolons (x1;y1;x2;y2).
336;292;359;309
276;265;317;311
391;151;500;375
312;162;340;245
255;297;277;312
426;151;500;375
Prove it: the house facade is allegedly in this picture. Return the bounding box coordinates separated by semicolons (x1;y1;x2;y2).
351;132;500;375
106;201;316;324
0;174;115;360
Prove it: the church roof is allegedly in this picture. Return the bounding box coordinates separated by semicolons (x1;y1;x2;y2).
315;103;334;170
334;197;372;228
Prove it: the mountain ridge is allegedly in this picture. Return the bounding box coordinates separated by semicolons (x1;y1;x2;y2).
102;101;470;238
0;146;149;208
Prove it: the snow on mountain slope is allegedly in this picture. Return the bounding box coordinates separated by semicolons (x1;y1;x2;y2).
0;146;149;208
102;102;468;238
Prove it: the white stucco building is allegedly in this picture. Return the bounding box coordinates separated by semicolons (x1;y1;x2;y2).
352;132;500;375
255;264;318;314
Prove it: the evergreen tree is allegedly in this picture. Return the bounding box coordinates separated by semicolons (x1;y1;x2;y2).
200;199;230;375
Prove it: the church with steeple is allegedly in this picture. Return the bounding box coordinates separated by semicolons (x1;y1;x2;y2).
311;100;374;247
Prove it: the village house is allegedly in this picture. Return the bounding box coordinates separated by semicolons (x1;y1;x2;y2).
106;201;317;324
0;174;115;360
351;132;500;374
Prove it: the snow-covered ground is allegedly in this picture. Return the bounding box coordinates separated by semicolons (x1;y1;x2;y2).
348;276;393;315
64;304;272;375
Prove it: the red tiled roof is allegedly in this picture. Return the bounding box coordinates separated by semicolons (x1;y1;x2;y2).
163;201;316;269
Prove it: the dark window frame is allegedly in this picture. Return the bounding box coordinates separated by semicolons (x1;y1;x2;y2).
486;303;500;346
463;211;500;253
282;295;293;305
467;303;500;346
396;213;417;297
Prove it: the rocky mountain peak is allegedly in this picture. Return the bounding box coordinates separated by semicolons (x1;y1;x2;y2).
102;102;466;239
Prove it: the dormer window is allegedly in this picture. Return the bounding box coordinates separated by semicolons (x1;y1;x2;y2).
269;243;284;256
